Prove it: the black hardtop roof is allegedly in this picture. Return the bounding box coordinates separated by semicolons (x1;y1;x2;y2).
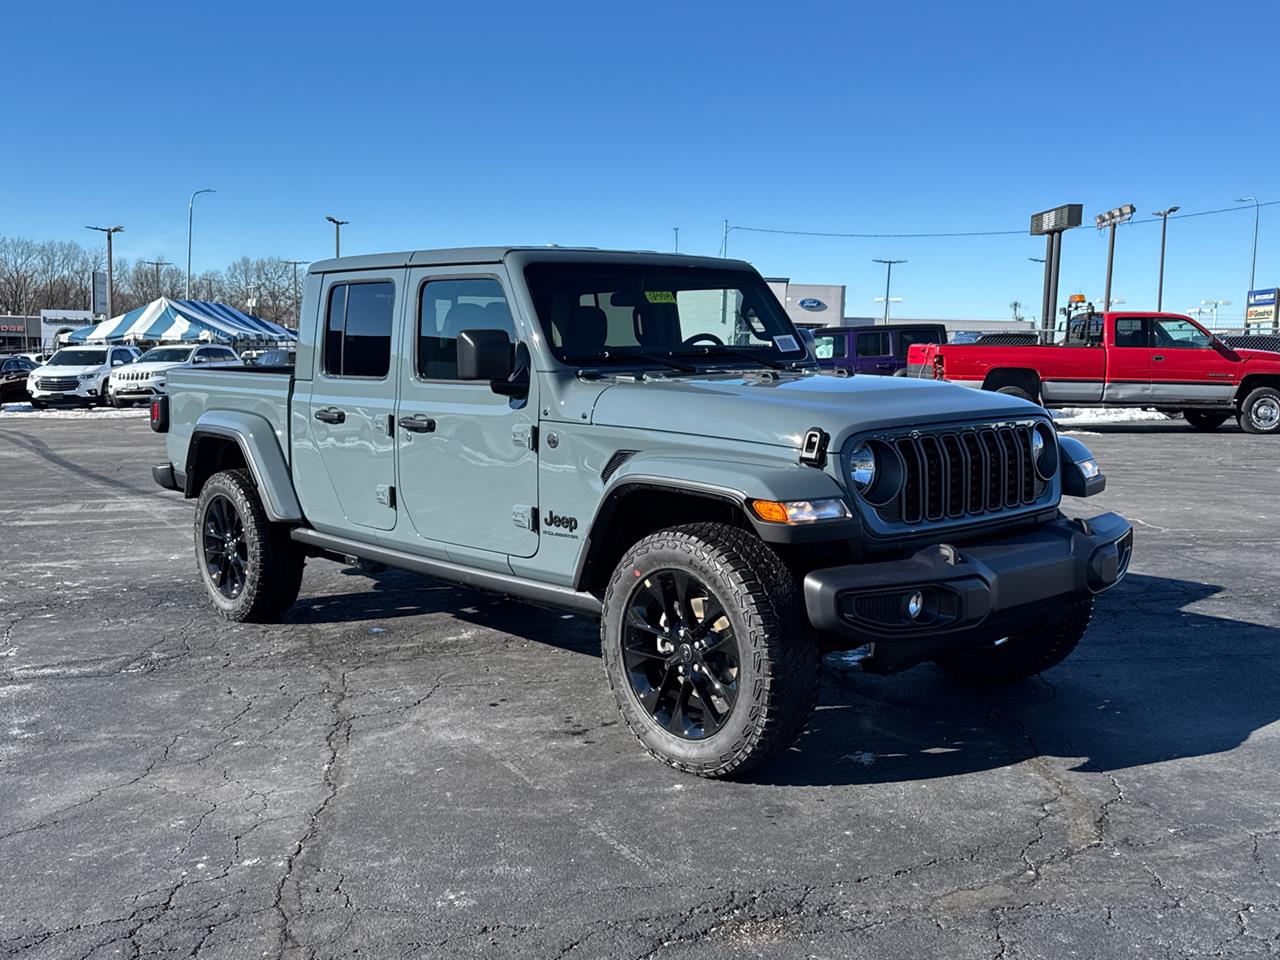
817;322;948;333
309;247;753;274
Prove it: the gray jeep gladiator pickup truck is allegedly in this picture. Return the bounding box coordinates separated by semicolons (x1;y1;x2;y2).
150;247;1132;777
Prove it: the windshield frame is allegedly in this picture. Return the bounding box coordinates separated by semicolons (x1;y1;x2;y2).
521;260;809;371
47;349;108;366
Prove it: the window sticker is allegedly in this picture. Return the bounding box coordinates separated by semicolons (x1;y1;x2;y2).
644;290;676;303
773;334;799;352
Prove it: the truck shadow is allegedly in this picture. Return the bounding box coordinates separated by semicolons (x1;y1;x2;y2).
752;572;1277;786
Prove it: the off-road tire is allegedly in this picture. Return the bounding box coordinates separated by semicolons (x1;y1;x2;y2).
601;522;819;778
1184;410;1229;431
1239;386;1280;435
195;468;305;622
996;384;1036;403
934;596;1093;683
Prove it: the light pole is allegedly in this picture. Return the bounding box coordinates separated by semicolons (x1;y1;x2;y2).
1236;197;1261;294
186;188;215;299
1095;204;1135;310
86;225;124;318
673;227;679;253
284;260;308;328
142;259;173;299
872;259;906;323
326;216;349;257
1151;206;1180;311
1200;298;1231;330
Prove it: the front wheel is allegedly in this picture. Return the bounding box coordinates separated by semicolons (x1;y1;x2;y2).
1184;410;1229;431
934;597;1093;683
995;384;1037;403
601;523;819;778
30;399;46;410
1239;387;1280;435
195;468;305;622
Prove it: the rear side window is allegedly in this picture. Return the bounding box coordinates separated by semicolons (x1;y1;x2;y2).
1113;317;1150;348
895;329;941;357
418;278;514;380
855;331;890;357
323;281;395;377
811;333;846;359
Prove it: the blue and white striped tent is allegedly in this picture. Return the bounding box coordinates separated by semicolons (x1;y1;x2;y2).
68;298;295;344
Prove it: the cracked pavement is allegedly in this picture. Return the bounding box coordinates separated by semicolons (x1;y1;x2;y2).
0;415;1277;958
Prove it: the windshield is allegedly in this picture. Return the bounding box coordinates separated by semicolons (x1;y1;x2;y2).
47;349;107;366
138;347;193;363
523;263;807;368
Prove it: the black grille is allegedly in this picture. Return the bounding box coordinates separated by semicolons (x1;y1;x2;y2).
36;377;79;391
887;423;1045;525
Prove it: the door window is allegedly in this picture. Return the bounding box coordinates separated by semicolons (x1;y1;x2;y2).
1112;318;1151;348
895;329;942;357
417;278;514;380
1153;317;1212;350
811;333;846;359
855;331;891;357
323;281;395;378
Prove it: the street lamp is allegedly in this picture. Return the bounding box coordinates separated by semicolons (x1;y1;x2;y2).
85;225;124;318
872;259;906;323
1236;197;1261;294
142;259;173;299
1028;257;1046;264
326;216;349;257
1200;298;1231;329
1151;206;1180;311
186;189;215;299
284;259;308;328
1095;204;1135;310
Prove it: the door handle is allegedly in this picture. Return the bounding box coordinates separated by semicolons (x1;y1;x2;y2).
314;407;345;424
400;415;436;434
1152;355;1165;362
875;362;894;370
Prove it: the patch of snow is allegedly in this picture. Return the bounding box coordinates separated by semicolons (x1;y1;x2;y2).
1051;407;1172;425
0;403;146;419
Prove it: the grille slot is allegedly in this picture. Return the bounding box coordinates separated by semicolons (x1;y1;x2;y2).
884;424;1043;526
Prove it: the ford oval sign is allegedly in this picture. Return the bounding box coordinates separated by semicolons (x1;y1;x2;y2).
798;297;826;312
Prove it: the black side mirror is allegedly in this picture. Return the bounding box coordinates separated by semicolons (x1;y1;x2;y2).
457;329;514;383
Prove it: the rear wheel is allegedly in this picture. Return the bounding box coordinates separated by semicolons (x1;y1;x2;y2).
1183;410;1229;431
195;468;305;622
935;597;1093;683
601;523;819;778
996;384;1037;403
1239;387;1280;435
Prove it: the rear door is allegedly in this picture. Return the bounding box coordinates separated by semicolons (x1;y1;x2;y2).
394;268;539;558
854;329;894;375
1103;316;1153;403
302;274;400;531
1147;316;1240;406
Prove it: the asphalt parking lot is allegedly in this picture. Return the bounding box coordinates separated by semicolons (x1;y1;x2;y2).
1;412;1277;959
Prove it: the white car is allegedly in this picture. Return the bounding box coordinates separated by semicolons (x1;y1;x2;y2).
27;345;140;408
108;344;242;407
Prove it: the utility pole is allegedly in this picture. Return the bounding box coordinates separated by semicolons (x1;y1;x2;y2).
187;188;215;298
872;259;906;323
284;260;308;328
326;216;349;257
1152;206;1180;311
673;227;679;253
86;225;124;318
142;259;173;299
1095;204;1135;310
720;219;730;258
1236;197;1261;294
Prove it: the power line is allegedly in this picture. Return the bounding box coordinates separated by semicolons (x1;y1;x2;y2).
729;198;1280;242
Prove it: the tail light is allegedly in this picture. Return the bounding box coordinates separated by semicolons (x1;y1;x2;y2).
932;355;945;380
150;395;169;433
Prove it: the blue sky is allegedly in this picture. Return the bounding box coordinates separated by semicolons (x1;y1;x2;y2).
2;0;1275;322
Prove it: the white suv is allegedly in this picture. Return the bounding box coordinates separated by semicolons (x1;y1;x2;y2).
108;344;241;407
28;345;140;408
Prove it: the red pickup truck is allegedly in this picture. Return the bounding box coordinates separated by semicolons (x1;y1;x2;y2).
908;311;1280;435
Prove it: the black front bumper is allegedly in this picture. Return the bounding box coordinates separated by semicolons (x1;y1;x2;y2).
804;512;1132;671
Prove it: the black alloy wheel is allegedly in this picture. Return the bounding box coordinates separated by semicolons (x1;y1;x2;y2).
201;494;248;600
621;569;739;739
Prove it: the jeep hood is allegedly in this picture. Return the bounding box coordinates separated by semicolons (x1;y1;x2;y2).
590;371;1042;449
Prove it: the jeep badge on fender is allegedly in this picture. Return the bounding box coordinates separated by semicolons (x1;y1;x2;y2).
151;245;1132;779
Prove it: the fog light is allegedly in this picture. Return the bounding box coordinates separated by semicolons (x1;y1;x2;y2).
906;590;925;620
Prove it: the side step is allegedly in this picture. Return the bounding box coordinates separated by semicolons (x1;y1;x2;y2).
290;527;602;616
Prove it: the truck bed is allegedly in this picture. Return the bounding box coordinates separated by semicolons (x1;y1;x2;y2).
164;367;295;470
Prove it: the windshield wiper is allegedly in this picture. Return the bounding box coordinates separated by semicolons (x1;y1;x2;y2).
562;347;697;373
673;345;792;370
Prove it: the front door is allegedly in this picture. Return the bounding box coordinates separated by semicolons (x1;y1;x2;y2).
304;274;400;531
1103;316;1153;404
395;269;539;557
1147;315;1241;406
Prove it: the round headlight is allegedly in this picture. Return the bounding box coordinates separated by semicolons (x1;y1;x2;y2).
849;442;877;492
1031;428;1045;462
